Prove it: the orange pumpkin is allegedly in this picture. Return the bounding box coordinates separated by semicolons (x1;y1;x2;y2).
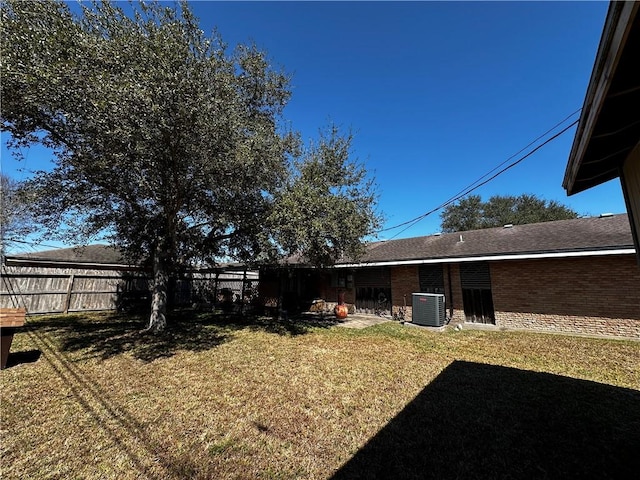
334;304;348;319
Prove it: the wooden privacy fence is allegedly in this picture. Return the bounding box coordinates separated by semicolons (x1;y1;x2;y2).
1;271;126;314
0;268;258;315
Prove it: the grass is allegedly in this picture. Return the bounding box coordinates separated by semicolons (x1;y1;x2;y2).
1;311;639;479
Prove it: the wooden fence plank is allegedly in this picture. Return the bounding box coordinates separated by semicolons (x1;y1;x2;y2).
1;268;257;314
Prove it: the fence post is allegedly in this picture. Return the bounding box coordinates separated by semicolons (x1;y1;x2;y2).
214;271;219;304
64;274;75;314
241;268;247;301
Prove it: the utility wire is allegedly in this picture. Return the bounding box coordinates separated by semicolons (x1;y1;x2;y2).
5;238;68;250
382;117;580;240
428;108;582;216
379;109;580;234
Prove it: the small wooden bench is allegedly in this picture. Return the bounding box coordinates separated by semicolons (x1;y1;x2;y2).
1;308;26;369
1;308;26;328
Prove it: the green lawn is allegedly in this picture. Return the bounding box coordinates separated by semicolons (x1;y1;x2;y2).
1;312;639;479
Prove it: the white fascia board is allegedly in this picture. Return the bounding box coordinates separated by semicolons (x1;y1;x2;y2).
333;248;636;268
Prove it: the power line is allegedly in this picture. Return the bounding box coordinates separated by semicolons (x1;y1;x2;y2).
379;109;580;234
427;108;582;216
5;238;69;251
381;116;580;240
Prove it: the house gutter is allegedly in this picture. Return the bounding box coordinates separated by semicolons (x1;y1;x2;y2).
447;264;454;319
332;248;636;268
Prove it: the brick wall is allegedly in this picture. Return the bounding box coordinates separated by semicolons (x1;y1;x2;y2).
443;264;465;325
263;254;639;338
386;256;639;337
320;285;355;305
490;255;640;338
389;264;468;324
389;265;418;321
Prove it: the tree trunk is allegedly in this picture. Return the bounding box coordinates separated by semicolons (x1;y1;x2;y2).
147;247;169;333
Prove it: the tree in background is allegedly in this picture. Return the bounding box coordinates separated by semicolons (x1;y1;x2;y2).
0;173;32;255
439;195;484;233
440;194;578;233
1;1;382;332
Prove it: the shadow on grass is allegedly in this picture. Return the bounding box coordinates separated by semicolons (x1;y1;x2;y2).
332;360;640;480
23;309;339;362
5;349;42;368
225;311;341;335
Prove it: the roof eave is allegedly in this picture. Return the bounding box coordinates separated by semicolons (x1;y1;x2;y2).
564;1;640;195
333;247;636;268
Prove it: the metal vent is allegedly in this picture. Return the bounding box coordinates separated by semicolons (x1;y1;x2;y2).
412;293;446;327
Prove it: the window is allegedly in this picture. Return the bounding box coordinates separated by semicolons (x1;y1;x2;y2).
419;264;445;294
460;262;495;324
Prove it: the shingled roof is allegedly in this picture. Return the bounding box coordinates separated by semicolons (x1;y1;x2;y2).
5;245;129;267
5;245;253;272
7;215;634;269
337;213;634;266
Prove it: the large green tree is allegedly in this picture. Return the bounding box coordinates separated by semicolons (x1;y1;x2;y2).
269;126;381;267
440;194;578;233
1;0;381;331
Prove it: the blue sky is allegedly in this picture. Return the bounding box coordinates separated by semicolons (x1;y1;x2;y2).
1;0;625;249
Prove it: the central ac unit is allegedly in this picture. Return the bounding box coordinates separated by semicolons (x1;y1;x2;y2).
412;293;446;327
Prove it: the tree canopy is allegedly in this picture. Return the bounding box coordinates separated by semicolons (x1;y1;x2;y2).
269;126;380;267
1;0;382;331
440;194;578;233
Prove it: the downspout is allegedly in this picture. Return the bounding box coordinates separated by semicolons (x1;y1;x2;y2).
447;264;454;322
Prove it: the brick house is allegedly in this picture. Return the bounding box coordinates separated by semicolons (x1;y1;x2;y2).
259;214;639;338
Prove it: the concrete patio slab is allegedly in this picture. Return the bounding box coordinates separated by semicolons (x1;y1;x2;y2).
335;314;393;329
